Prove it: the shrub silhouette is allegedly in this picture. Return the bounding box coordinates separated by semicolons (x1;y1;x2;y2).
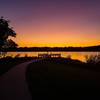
85;55;100;64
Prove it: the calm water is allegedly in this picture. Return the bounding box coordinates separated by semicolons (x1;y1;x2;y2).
6;52;100;62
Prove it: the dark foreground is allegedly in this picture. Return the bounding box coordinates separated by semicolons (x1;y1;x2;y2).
26;58;100;99
0;57;37;76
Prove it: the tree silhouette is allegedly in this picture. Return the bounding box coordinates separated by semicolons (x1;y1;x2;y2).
0;16;17;48
3;39;18;48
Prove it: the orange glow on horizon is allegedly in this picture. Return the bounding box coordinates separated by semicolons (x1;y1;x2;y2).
1;0;100;47
14;35;100;47
11;14;100;48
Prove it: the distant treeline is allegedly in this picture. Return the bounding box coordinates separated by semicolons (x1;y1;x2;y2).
0;45;100;52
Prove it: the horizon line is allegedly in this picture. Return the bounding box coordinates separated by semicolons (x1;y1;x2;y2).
17;45;100;48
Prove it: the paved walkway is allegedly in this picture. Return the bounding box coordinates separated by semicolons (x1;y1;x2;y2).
0;59;38;100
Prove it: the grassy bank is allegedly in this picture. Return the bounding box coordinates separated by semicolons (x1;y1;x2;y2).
0;57;38;76
26;58;100;99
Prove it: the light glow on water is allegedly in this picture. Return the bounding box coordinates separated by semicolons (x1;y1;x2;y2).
6;52;99;62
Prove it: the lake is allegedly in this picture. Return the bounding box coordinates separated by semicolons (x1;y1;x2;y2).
6;52;100;62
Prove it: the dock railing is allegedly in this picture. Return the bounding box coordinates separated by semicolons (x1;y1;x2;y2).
38;53;61;58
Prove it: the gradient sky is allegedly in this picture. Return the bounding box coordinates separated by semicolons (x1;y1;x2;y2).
0;0;100;47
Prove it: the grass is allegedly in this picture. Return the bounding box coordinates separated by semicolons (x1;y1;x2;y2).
26;58;100;99
0;57;38;76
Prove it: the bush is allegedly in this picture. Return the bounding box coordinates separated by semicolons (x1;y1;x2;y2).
85;55;100;64
0;52;7;58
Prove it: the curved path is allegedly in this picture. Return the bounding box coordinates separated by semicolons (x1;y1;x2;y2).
0;59;39;100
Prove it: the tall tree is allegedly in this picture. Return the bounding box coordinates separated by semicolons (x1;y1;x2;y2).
3;39;18;48
0;16;17;48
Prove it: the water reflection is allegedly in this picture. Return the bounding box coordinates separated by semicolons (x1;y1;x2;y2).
6;52;99;62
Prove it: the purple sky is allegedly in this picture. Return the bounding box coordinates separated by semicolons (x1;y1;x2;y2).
0;0;100;47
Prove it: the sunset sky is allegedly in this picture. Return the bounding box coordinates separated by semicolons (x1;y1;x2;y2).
0;0;100;47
